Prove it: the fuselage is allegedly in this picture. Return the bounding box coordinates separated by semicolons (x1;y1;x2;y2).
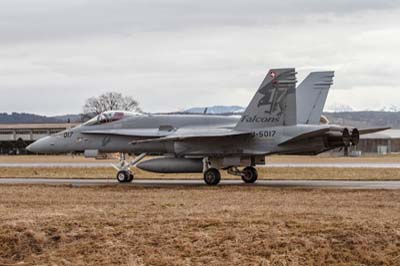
27;112;332;156
24;68;369;186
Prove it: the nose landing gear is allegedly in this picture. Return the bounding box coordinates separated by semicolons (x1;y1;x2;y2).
114;153;147;183
117;170;134;183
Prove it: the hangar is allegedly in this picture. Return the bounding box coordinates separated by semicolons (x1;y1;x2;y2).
356;129;400;155
0;123;77;154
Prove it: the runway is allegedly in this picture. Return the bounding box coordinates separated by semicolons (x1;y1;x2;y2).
2;162;400;168
1;178;400;189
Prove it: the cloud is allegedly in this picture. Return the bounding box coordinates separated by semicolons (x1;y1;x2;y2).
1;0;399;43
0;0;399;115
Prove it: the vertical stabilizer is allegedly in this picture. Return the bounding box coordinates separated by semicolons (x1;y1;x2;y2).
296;71;334;125
236;68;297;129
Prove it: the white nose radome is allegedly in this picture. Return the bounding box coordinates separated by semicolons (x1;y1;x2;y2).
26;136;53;153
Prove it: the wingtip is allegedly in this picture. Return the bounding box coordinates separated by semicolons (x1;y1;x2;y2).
358;127;391;135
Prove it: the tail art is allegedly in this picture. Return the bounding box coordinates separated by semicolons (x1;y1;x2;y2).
236;68;297;129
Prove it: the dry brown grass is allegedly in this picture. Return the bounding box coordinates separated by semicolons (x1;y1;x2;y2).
2;154;400;180
1;167;400;181
0;185;399;265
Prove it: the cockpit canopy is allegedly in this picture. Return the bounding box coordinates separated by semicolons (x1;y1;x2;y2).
83;111;140;126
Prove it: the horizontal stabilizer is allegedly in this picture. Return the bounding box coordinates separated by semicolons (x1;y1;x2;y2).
280;126;391;147
130;128;252;145
358;127;391;135
278;128;331;146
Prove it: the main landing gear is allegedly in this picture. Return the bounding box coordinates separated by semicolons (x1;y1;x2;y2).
202;157;259;186
203;168;221;186
241;166;258;184
113;153;147;183
203;166;259;186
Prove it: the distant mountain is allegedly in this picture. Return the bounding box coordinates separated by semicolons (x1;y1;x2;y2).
324;103;354;113
185;106;245;114
324;111;400;129
185;106;400;129
1;108;399;129
51;114;82;123
0;112;82;124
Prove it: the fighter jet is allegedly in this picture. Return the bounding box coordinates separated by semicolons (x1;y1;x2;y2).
27;68;389;185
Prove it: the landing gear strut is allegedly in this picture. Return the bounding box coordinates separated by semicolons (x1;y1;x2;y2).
114;153;147;183
202;156;259;185
202;158;221;186
227;166;258;184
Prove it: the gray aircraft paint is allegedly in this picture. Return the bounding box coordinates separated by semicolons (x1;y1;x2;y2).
235;68;297;129
27;69;334;156
27;68;386;172
297;71;334;125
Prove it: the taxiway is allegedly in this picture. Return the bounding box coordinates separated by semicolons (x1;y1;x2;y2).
1;178;400;189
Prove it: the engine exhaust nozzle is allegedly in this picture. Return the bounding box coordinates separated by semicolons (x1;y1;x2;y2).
326;128;351;147
342;128;351;147
351;128;360;146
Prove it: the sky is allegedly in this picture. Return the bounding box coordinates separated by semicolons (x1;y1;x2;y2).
1;0;400;115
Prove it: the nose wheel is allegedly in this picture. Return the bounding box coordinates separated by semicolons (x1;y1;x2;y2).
117;170;134;183
114;153;147;183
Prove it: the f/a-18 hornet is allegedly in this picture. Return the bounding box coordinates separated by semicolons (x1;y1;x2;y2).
27;68;388;185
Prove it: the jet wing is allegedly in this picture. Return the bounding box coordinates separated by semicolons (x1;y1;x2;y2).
130;128;252;145
81;128;173;138
358;127;391;135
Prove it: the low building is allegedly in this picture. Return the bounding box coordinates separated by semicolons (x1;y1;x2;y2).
0;123;77;154
356;129;400;155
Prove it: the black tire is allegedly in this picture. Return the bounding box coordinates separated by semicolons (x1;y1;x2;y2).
117;170;129;183
203;168;221;186
241;167;258;183
127;173;134;183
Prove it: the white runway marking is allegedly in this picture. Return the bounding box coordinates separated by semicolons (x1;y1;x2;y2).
1;178;400;189
0;163;111;168
263;163;400;168
1;162;400;168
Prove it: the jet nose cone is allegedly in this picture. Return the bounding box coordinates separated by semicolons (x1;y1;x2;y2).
26;143;33;152
26;136;52;154
26;140;42;153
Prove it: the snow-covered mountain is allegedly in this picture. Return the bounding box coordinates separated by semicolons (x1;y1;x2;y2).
185;105;245;114
324;103;354;113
